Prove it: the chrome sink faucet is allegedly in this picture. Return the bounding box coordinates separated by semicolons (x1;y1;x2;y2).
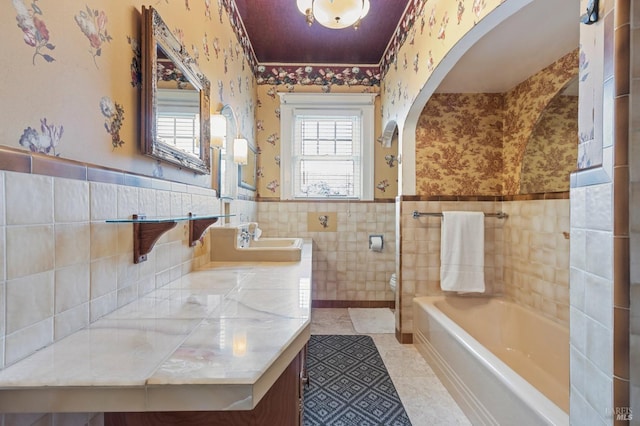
239;229;251;247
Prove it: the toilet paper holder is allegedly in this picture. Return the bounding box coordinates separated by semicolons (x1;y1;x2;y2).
369;234;384;252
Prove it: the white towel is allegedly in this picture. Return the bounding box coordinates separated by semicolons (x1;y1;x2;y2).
440;211;485;293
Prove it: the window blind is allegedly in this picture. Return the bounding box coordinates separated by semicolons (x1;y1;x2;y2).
157;113;200;154
293;114;361;198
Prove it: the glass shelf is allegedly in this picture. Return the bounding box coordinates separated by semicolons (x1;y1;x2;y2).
106;214;233;223
106;213;235;263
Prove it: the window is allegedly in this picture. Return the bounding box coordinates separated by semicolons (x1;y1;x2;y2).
279;93;376;200
157;113;199;153
294;114;361;197
156;88;201;156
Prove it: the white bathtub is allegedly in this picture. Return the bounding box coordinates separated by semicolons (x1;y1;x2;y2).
413;296;568;426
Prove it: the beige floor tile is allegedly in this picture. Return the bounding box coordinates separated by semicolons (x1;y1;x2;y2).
310;308;355;334
310;308;470;425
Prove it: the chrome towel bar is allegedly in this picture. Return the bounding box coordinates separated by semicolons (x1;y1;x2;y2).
412;211;508;219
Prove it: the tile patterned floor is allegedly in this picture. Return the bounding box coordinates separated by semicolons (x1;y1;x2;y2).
310;308;471;426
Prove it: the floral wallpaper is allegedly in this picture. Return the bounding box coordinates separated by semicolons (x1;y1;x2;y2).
381;0;504;126
255;85;397;199
380;0;426;77
4;0;577;197
3;0;256;187
220;0;258;74
415;50;578;196
18;118;64;156
74;5;112;69
520;93;578;194
416;93;504;196
13;0;56;64
100;96;125;150
502;49;578;194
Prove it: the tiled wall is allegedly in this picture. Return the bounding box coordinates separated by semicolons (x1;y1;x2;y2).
570;0;632;423
569;182;615;424
502;198;571;326
257;201;395;303
220;198;258;226
0;170;217;372
397;197;570;339
398;199;504;337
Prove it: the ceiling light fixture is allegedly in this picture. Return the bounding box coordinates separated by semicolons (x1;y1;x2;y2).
296;0;370;30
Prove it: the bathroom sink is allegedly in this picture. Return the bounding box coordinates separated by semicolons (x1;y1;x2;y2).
210;225;303;262
246;238;303;249
235;237;303;261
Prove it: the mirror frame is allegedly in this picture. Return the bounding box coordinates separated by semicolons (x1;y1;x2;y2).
141;6;211;174
238;143;257;191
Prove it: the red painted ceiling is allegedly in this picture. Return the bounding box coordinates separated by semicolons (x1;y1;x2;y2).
233;0;410;65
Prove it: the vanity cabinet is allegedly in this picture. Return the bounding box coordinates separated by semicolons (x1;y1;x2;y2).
0;242;312;418
104;345;308;426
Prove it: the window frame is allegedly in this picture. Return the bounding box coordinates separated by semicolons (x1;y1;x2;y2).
156;88;201;157
156;112;200;153
279;93;376;200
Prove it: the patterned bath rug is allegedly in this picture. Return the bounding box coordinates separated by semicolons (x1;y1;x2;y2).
304;334;412;426
348;308;395;334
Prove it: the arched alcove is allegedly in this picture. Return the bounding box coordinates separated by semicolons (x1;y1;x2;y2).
392;0;579;352
400;0;578;196
520;76;578;194
381;120;399;148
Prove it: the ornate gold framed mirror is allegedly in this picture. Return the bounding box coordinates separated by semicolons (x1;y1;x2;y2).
141;6;211;174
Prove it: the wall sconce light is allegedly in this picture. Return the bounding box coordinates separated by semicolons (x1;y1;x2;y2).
210;113;227;148
218;104;248;164
233;138;248;165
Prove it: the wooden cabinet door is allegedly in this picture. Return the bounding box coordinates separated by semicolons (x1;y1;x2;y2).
105;347;305;426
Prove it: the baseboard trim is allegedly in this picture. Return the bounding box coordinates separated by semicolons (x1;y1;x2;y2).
312;300;395;309
395;329;413;344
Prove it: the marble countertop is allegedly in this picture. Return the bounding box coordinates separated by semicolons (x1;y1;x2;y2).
0;242;313;413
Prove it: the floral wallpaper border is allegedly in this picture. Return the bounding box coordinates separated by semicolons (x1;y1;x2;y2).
255;64;381;87
380;0;425;77
221;0;259;75
223;0;421;86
